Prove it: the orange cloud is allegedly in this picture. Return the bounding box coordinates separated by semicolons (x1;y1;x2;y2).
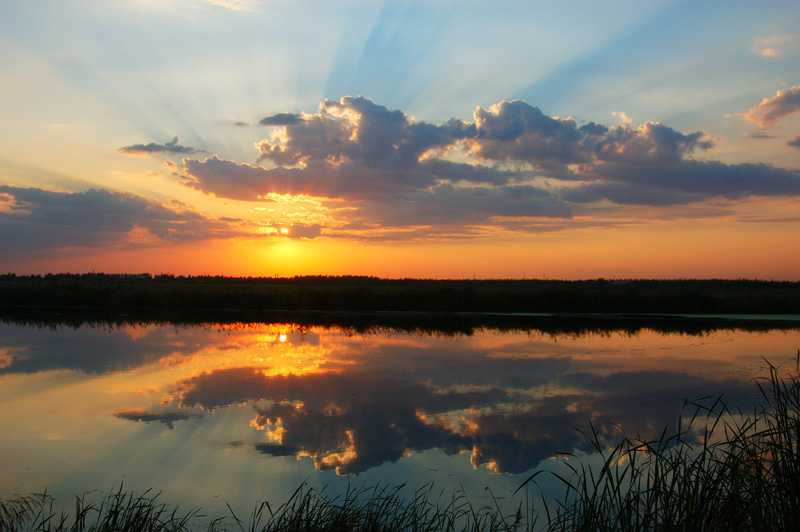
745;85;800;128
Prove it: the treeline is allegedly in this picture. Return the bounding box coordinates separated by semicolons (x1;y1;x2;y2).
1;273;799;315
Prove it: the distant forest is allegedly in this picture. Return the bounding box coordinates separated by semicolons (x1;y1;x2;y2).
1;273;799;316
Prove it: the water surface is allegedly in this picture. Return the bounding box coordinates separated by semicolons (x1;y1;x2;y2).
1;316;798;517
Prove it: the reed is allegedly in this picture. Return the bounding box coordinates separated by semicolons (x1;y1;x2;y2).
0;484;527;532
519;357;800;531
0;486;206;532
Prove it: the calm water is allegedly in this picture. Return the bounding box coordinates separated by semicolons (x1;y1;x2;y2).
1;317;798;518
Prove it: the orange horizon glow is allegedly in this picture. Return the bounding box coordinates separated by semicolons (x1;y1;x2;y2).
4;213;800;281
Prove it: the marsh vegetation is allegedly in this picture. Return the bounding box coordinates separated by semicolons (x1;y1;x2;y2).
1;274;799;315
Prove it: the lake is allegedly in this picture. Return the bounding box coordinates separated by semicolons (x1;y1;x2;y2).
1;314;798;521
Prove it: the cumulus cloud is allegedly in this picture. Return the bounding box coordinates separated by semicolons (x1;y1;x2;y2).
465;101;715;181
176;365;586;474
745;85;800;128
174;355;752;475
119;137;197;155
788;135;800;148
0;186;240;257
181;97;800;226
612;111;633;125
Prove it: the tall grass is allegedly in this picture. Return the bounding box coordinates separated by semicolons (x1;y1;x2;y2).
0;484;527;532
224;483;528;532
0;487;206;532
3;360;798;531
519;357;800;531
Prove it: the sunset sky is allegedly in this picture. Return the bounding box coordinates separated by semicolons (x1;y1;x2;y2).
2;0;799;279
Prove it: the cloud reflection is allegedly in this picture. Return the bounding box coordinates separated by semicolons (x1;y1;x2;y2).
1;319;787;477
175;359;753;475
114;409;202;429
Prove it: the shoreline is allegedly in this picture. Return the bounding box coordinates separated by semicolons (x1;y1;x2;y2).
2;275;799;316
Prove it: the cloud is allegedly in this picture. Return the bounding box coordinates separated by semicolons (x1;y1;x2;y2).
114;409;202;430
467;102;712;169
176;365;584;474
204;0;260;11
745;85;800;128
0;186;240;257
562;160;800;206
612;111;633;125
176;96;800;237
752;35;800;58
788;135;800;148
0;323;201;375
119;137;197;156
259;113;304;126
260;222;324;239
174;355;755;475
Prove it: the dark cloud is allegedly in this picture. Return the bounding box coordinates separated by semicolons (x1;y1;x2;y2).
788;135;800;148
466;398;591;473
560;182;702;206
259;113;303;126
5;95;795;251
560;370;759;439
119;137;197;155
178;97;800;238
184;97;484;202
177;366;563;474
566;160;800;205
114;409;202;430
173;351;750;475
0;186;241;257
745;85;800;128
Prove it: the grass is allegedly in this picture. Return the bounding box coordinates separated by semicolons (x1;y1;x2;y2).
3;359;799;532
0;484;527;532
519;356;800;531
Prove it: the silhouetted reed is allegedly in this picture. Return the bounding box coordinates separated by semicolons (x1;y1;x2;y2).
519;357;800;531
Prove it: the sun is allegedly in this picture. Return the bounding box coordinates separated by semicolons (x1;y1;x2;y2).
280;228;289;235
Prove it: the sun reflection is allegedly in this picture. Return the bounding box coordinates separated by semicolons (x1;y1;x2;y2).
160;324;341;378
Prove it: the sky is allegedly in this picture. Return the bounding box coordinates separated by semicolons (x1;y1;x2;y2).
1;0;799;279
